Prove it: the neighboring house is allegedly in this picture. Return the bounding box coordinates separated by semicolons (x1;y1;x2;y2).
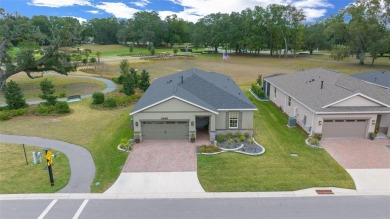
264;68;390;139
130;69;256;142
351;70;390;90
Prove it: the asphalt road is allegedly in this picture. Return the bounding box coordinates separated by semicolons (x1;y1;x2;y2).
1;196;389;219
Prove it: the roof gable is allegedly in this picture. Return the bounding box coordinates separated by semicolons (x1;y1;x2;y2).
130;96;218;115
323;93;389;108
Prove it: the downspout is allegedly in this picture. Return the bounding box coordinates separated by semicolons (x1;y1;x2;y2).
310;112;315;136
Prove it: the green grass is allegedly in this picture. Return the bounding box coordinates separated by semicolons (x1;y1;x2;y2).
197;91;355;192
0;74;106;103
0;143;70;194
0;99;134;193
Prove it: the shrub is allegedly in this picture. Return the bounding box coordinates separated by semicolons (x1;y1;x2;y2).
226;132;233;139
32;104;55;115
82;58;88;64
111;77;120;84
58;92;66;98
308;137;319;146
150;47;155;55
0;112;12;121
173;48;178;54
217;134;226;143
234;131;241;138
244;131;251;139
240;135;246;142
251;83;267;99
92;92;105;104
112;94;141;107
103;98;117;109
55;101;70;114
313;133;322;141
90;57;97;63
138;70;150;91
199;145;221;153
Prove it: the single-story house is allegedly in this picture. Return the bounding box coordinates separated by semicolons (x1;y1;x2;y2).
351;70;390;90
263;68;390;139
130;69;256;142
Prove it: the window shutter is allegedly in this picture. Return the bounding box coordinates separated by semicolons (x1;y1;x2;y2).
238;112;242;129
225;112;229;129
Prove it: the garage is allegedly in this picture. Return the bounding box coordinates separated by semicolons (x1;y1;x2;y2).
141;121;189;140
322;119;368;138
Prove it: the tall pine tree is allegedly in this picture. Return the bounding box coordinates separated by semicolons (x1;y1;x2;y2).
4;80;27;109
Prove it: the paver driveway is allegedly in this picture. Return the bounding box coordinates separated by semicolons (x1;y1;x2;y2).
123;140;206;172
322;139;390;191
321;139;390;169
106;140;208;194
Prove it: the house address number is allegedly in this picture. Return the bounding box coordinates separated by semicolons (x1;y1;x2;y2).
161;117;168;120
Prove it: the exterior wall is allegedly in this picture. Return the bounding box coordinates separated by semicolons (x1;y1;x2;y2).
133;112;214;141
133;99;215;141
332;95;381;107
379;114;390;137
133;98;255;141
268;83;382;138
269;84;315;134
215;111;254;136
313;114;377;138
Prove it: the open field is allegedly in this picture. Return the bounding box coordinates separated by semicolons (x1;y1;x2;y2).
0;74;105;103
0;99;132;192
197;92;355;192
78;50;390;86
0;143;70;194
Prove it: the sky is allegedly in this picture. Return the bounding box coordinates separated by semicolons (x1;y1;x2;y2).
1;0;355;23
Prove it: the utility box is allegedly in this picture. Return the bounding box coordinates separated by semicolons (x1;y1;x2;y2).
37;152;42;164
288;117;296;128
32;151;37;164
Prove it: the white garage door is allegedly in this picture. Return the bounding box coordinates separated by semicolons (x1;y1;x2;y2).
322;119;368;138
141;121;189;140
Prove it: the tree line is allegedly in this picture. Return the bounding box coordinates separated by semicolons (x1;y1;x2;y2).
1;0;390;88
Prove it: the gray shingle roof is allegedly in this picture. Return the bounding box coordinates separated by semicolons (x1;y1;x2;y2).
131;69;256;114
351;70;390;89
264;68;390;113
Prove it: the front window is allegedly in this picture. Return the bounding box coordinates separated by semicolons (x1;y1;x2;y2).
229;112;239;129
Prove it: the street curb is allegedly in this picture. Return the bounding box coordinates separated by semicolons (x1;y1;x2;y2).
1;188;389;200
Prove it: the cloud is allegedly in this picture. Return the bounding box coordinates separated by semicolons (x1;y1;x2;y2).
131;0;151;7
28;0;92;7
166;0;334;22
94;2;138;19
86;10;100;14
64;16;87;24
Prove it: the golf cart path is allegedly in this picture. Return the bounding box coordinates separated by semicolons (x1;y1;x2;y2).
0;134;95;193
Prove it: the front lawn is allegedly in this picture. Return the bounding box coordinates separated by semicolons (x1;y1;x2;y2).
197;92;355;192
0;143;70;193
0;99;133;193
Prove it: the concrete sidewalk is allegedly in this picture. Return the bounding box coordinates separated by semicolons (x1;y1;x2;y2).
2;187;389;201
0;134;95;193
347;169;390;191
105;172;205;194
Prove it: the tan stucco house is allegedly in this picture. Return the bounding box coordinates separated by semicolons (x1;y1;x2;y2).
264;68;390;139
130;69;256;142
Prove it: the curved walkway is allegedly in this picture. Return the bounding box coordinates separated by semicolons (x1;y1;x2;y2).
0;73;117;106
0;134;95;193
